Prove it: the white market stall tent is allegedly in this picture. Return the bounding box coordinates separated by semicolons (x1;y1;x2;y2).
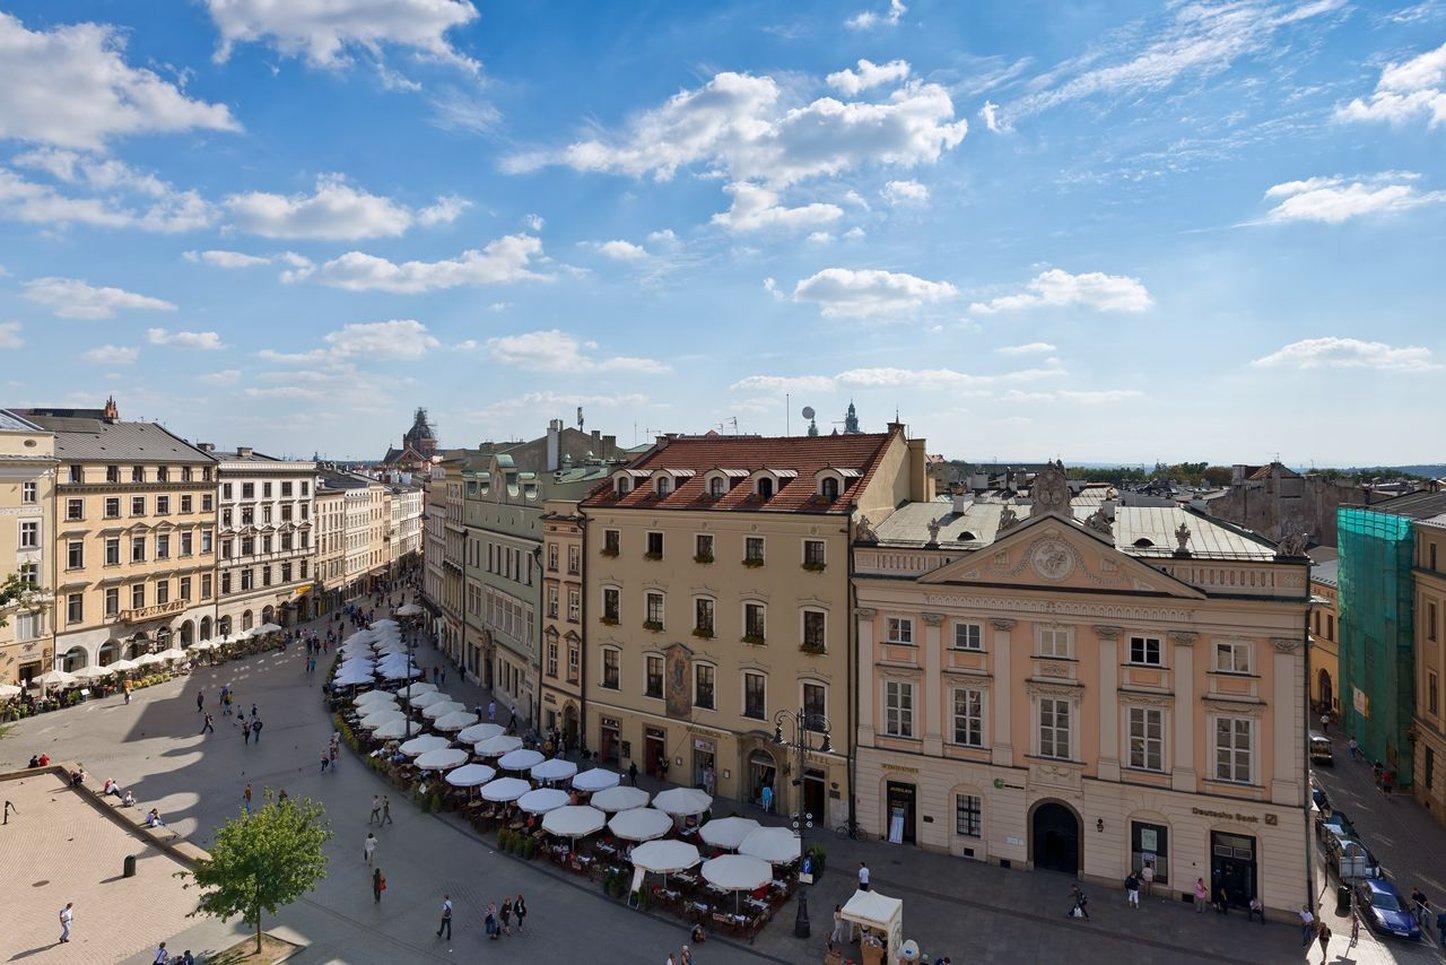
841;888;904;965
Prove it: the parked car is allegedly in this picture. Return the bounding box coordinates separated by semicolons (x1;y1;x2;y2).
1318;810;1355;843
1311;784;1332;814
1324;833;1381;880
1354;878;1422;941
1310;732;1334;766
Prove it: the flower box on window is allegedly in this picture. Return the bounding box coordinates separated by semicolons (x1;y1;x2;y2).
802;561;826;573
600;547;619;558
643;551;663;561
600;616;619;626
741;633;766;646
693;553;714;564
800;641;827;655
642;620;664;632
741;558;764;568
692;627;715;639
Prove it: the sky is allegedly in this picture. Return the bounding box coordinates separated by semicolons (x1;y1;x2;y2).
0;0;1442;465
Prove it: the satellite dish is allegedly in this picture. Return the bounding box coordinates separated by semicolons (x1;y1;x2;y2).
801;406;815;419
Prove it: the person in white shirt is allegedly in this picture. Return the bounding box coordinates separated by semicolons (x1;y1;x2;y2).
59;902;74;943
858;862;870;891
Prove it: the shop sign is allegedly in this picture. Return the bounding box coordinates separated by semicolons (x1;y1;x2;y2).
1191;806;1259;823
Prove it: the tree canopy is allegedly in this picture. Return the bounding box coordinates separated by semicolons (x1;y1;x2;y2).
181;794;332;953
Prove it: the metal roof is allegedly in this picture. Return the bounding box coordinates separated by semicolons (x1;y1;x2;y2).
14;412;214;463
1311;558;1340;588
0;409;45;433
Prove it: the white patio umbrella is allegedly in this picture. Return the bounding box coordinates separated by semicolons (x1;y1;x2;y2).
445;763;497;788
403;682;438;695
156;647;188;661
396;603;423;616
518;788;570;815
434;711;480;732
653;787;713;817
189;640;217;652
371;719;420;740
333;673;374;688
456;722;504;743
372;618;399;628
572;768;621;792
479;777;531;802
399;734;451;757
739;827;800;865
475;734;524;757
35;669;78;688
701;855;772;912
70;665;112;681
408;690;450;709
498;748;545;771
106;659;139;673
589;785;650;812
0;683;22;699
134;652;167;667
257;622;284;634
381;665;422;680
415;747;469;771
354;690;397;708
631;839;702;874
542;805;606;840
699;816;761;851
421;700;466;721
358;710;407;731
531;758;578;783
608;807;674;843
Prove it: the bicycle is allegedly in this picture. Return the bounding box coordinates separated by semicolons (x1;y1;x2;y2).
835;819;868;841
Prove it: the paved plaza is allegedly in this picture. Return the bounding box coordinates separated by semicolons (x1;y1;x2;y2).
1;605;1442;963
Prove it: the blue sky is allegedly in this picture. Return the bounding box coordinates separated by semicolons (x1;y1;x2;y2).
0;0;1442;464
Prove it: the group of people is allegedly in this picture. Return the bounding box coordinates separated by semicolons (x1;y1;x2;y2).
55;903;195;962
427;892;528;942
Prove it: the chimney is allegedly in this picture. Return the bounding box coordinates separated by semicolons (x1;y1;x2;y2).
547;418;563;472
196;442;215;453
102;395;119;423
236;446;253;459
602;434;616;455
951;487;972;516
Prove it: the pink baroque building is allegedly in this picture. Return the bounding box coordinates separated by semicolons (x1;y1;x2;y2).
852;463;1311;918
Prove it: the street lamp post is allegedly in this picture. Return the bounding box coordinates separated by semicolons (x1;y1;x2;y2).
773;707;832;939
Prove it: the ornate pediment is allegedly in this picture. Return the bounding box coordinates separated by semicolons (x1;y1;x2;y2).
918;515;1204;600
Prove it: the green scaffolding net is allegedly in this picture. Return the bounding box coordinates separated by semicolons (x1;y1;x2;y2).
1336;507;1416;785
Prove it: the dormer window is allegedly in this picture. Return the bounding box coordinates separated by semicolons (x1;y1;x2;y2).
709;477;725;498
821;478;839;500
757;477;773;500
657;476;672;496
617;477;632;495
1133;538;1154;548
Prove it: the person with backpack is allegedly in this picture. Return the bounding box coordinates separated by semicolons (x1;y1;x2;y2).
1124;872;1140;908
373;868;385;903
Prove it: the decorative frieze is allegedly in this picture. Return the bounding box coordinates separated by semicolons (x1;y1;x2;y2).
1093;624;1122;640
989;617;1016;631
1169;631;1198;648
1270;637;1303;654
921;612;945;626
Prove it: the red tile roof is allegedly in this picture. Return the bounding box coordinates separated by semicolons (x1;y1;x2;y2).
581;431;896;513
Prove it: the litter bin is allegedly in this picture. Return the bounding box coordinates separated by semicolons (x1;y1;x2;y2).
123;854;137;878
1335;884;1350;916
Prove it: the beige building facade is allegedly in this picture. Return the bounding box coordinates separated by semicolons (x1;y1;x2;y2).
1308;560;1339;717
0;411;57;684
853;468;1311;917
17;403;218;667
1414;517;1446;824
313;486;346;612
541;498;585;745
580;426;929;825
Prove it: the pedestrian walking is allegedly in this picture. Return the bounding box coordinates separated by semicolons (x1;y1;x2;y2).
123;682;131;704
1140;860;1155;898
513;893;526;932
1247;896;1266;923
760;783;773;813
1300;905;1316;946
1316;920;1331;964
252;717;263;742
2;799;16;824
153;941;169;963
1068;885;1090;920
488;700;496;722
500;897;512;936
242;718;252;744
628;760;639;786
320;752;329;774
1214;885;1229;915
1383;768;1396;796
364;832;377;865
369;795;382;825
200;713;215;734
196;691;204;713
858;861;870;892
251;702;258;719
373;868;385;903
381;795;393;825
58;901;74;943
485;902;499;939
831;904;848;944
1195;879;1209;913
242;783;253;814
1348;737;1358;760
436;895;453;940
1124;872;1140;908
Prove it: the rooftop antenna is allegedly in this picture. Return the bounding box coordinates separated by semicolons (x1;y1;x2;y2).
715;417;739;435
785;393;790;436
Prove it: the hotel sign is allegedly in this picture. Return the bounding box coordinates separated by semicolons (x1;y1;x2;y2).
119;599;187;624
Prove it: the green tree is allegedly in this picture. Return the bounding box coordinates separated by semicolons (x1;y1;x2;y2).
180;794;333;953
0;572;46;629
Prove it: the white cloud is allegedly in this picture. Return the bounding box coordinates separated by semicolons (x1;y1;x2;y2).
843;226;866;240
1004;0;1345;125
807;231;833;244
308;234;547;292
0;152;217;232
969;268;1153;315
826;59;911;95
647;228;677;245
23;277;176;319
979;100;1005;133
1259;173;1444;224
506;71;967;189
594;239;648;261
245;385;324;400
147;328;224;350
1252;337;1440;372
729;374;840;395
845;0;907;30
0;322;21;348
1336;41;1446;128
0;12;238;150
224;174;467;240
522;212;545;232
467;390;649;422
995;388;1143;404
261;319;441;366
185;249;269;268
997;341;1057;355
204;0;479;71
454;339;479;350
199;369;242;385
731;360;1066;395
83;344;138;365
711;182;842;233
792;267;957;318
880;179;929;205
485;329;668;374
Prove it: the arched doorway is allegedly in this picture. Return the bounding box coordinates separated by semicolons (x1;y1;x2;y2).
61;646;88;672
562;703;579;748
98;641;120;666
1032;801;1081;875
180;620;194;646
218;615;232;637
748;749;777;808
200;616;212;641
262;605;275;625
1318;669;1333;712
242;610;254;631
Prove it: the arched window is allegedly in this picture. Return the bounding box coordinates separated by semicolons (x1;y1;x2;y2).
657;476;672;495
757;477;773;500
821;477;839;500
617;476;632;495
709;477;725;497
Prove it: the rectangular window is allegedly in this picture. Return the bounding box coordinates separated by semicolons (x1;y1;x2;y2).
1214;642;1251;674
105;497;120;518
201;573;212;599
263;482;272;498
1429;670;1439;717
952;688;984;747
179;576;192;601
885;680;915;737
744;672;766;720
23;480;38;503
104;588;119;618
130;536;146;562
546;586;559;619
155;580;170;606
1128;707;1165;771
242;483;254;499
803;681;826;725
695;598;715;635
1214;717;1252;783
1038;626;1071;658
70;465;83;484
886;617;913;645
220;571;231;595
241;569;253;591
803;610;826;652
222;483;233;500
105;537;120;566
955;794;982;838
281;562;292;583
803;539;826;567
19;520;39;548
547;543;559;571
567;544;580;574
180;531;193;557
744;603;766;640
131;466;144;483
745;536;765;564
646;531;664;558
646;655;664;698
156;534;170;559
156;495;170;515
602;649;620;690
131;583;145;609
106;465;119;483
202;494;213;512
280;503;292;522
1429;602;1439;643
201;530;212;553
19;562;37;585
646;592;665;626
281;481;293;497
1039;698;1071;760
695;533;714;562
67;593;84;624
66;498;83;521
603;529;619;555
695;665;715;710
953;622;983;651
66;540;84;569
131;496;145;516
181;494;192;513
1130;636;1162;666
567;587;580;623
602;587;620;622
